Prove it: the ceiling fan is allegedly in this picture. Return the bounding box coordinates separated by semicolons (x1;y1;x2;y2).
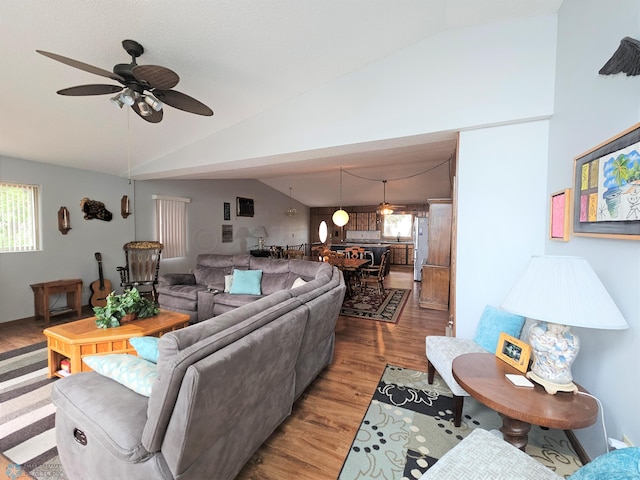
36;39;213;123
377;180;405;215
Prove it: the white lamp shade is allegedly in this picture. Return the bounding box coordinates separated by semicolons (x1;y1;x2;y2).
318;221;328;243
501;255;627;330
252;226;268;238
332;209;349;227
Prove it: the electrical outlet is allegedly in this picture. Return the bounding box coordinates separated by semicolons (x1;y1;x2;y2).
623;435;634;447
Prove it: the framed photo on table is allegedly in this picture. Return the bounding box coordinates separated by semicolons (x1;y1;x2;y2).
572;123;640;239
550;189;571;241
495;332;531;373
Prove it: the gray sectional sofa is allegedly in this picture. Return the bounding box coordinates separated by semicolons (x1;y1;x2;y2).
157;254;331;322
51;255;346;480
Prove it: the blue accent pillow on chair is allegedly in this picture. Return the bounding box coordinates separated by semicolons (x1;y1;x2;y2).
129;336;160;363
473;305;525;353
229;269;262;295
568;447;640;479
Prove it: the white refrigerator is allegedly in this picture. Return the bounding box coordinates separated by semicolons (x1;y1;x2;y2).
413;216;429;281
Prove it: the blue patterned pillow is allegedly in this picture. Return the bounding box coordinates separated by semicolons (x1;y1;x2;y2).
229;269;262;295
474;305;525;353
129;336;159;363
83;354;157;397
568;447;640;479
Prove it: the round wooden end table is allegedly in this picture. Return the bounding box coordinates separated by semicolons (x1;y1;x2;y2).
452;352;598;450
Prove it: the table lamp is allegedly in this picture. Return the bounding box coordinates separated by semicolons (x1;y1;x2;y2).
252;226;268;250
501;255;627;394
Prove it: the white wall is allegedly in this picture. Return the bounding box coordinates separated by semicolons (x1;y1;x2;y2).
134;14;559;178
0;158;308;323
455;121;549;339
546;0;640;457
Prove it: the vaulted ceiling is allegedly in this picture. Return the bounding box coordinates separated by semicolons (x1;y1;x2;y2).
0;1;563;207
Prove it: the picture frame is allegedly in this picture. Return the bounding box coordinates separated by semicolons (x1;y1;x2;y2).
495;332;531;373
572;123;640;239
236;197;254;217
550;189;571;242
222;224;233;243
223;202;231;221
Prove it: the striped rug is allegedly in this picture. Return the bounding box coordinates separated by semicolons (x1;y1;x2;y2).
0;342;66;479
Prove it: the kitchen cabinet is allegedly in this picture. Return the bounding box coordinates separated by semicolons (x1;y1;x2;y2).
420;199;452;310
389;244;414;265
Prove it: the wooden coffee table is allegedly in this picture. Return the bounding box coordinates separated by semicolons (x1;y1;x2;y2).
43;309;190;378
452;353;598;450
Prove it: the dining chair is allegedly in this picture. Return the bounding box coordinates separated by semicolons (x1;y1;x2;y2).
360;251;389;295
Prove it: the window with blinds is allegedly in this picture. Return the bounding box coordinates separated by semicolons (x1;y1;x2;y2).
153;195;190;258
0;182;40;253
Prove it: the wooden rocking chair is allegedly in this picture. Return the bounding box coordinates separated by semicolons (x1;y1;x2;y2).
116;241;163;302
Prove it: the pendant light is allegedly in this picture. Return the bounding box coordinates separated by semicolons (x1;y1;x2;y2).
285;187;297;216
332;168;349;227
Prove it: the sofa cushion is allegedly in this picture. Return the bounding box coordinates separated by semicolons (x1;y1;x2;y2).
230;269;262;295
157;284;208;302
130;336;160;363
474;305;525;353
83;354;158;397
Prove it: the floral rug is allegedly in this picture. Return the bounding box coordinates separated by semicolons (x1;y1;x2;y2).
338;364;582;480
340;288;411;324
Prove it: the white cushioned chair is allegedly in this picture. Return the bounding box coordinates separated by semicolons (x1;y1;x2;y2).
425;305;529;427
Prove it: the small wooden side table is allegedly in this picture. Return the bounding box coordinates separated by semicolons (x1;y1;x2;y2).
43;309;190;378
452;352;598;450
30;279;83;325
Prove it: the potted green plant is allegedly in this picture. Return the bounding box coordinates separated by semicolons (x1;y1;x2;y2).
93;288;160;329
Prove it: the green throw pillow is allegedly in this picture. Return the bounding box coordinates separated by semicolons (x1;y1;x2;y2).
83;354;158;397
229;269;262;295
129;336;160;363
473;305;525;353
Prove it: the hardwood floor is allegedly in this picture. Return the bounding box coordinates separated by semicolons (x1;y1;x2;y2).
0;266;449;479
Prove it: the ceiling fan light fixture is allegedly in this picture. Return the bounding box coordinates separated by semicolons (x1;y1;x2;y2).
144;94;163;112
110;95;124;108
286;187;297;217
138;99;152;117
121;88;136;106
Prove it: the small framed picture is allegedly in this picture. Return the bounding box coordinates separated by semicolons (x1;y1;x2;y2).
550;189;571;241
222;224;233;243
236;197;254;217
495;332;531;373
223;202;231;221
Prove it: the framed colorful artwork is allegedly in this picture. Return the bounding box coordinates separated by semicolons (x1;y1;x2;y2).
550;189;571;241
572;123;640;239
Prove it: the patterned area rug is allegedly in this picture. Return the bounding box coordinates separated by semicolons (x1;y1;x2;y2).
340;288;411;323
338;364;583;480
0;342;66;480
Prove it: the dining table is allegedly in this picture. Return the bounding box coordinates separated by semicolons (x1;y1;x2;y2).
325;257;370;298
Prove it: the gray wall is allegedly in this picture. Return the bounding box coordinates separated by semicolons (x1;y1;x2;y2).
545;0;640;457
0;157;308;323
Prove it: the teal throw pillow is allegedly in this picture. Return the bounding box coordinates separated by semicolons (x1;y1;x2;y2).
473;305;525;353
229;269;262;295
568;447;640;479
83;354;158;397
129;336;160;363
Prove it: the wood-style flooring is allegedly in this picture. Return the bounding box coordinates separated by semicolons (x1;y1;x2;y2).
0;266;449;479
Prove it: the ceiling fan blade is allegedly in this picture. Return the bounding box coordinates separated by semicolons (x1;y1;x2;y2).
132;102;163;123
36;50;125;83
57;84;123;96
132;65;180;90
153;89;213;116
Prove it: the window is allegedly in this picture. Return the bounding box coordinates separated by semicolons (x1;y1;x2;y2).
153;195;190;258
0;182;40;253
382;214;413;240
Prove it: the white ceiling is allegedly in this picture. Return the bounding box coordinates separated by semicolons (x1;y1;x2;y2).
0;0;562;207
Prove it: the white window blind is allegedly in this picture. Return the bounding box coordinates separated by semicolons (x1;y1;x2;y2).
153;195;190;258
0;182;40;253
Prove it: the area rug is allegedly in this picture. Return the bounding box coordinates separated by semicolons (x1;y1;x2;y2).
340;288;411;324
338;364;583;480
0;342;66;480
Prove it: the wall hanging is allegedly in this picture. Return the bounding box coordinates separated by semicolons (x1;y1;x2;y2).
58;206;71;234
80;197;113;221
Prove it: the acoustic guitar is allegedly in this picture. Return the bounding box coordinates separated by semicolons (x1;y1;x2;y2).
90;252;112;308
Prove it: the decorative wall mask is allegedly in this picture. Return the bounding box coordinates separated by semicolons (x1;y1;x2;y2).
80;197;113;221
